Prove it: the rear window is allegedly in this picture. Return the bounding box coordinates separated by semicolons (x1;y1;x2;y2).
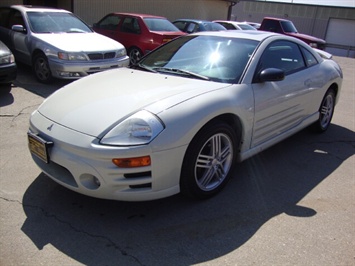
144;18;180;32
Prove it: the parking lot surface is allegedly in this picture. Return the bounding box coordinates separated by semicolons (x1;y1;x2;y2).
0;58;354;266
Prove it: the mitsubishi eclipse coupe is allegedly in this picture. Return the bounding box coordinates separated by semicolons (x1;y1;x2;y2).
28;31;342;201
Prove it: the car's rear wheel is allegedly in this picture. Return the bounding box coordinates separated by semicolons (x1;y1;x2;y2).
180;121;237;199
128;47;143;65
312;88;335;132
33;53;53;83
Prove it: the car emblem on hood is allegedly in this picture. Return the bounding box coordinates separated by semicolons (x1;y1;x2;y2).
47;124;54;131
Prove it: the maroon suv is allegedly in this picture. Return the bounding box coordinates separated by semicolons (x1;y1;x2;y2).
259;17;326;50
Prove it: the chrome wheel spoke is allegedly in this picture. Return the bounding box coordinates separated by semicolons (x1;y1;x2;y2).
194;133;233;191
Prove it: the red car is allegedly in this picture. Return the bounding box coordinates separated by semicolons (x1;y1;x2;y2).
93;13;185;64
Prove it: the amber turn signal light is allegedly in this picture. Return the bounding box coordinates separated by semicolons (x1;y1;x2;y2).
112;156;151;168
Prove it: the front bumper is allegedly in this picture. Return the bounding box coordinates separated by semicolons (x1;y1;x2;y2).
0;63;17;84
48;56;130;79
28;110;185;201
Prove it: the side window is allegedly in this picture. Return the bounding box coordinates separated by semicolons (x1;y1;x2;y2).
263;20;282;33
8;10;25;29
121;17;141;34
301;46;318;67
186;23;198;33
173;21;186;31
257;40;306;75
97;15;120;31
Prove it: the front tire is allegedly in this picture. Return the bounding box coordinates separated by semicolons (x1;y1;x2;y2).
33;53;53;83
312;89;335;132
180;121;237;199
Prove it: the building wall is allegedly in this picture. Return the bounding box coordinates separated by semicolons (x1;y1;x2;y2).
73;0;230;25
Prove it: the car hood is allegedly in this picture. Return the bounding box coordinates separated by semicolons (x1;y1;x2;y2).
286;32;325;43
38;68;230;137
34;32;125;51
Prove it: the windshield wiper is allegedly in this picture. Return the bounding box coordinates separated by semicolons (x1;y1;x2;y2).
152;67;210;81
132;64;157;73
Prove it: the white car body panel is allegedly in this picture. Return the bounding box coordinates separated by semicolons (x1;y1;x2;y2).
38;68;233;137
36;33;123;52
28;31;343;201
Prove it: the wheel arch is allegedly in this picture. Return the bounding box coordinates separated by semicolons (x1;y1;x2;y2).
186;112;244;158
31;48;46;63
328;82;340;104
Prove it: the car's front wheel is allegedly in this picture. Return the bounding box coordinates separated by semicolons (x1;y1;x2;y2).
180;121;237;199
128;47;143;65
312;88;336;132
33;53;53;83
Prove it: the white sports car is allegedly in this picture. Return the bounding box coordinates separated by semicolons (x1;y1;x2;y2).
28;31;343;201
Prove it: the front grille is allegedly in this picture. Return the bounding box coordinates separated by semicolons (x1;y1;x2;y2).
88;52;116;60
32;155;78;188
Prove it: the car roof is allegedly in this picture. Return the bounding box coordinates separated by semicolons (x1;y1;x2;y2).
263;16;290;22
191;30;279;41
174;19;215;24
110;12;167;19
10;5;70;13
214;20;247;24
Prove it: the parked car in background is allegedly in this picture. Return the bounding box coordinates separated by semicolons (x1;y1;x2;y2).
213;20;257;30
244;21;261;29
259;17;326;49
0;41;17;94
173;19;226;33
28;31;342;201
93;13;185;65
0;5;129;83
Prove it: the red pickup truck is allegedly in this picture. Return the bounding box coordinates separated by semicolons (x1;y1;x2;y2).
259;17;326;50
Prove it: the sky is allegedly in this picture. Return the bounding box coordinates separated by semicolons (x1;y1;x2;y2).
259;0;355;8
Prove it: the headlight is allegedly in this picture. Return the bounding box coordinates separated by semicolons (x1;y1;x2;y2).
100;110;164;146
0;54;15;65
116;48;127;58
58;52;87;61
309;42;318;48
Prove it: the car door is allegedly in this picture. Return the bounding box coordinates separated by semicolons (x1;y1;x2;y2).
94;14;121;43
118;16;142;50
6;9;31;64
251;40;315;147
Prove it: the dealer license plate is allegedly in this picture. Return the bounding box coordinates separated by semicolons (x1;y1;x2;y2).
27;132;53;164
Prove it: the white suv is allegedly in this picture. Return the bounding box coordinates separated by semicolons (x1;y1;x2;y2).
0;5;129;83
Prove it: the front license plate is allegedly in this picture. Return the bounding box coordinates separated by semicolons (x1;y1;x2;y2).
27;132;53;164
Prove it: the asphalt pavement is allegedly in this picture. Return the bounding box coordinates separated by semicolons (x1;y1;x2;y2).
0;57;354;266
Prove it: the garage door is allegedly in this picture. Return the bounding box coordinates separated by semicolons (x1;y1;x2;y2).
325;18;355;58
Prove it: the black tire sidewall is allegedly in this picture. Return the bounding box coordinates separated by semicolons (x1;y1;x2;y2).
313;89;335;133
33;53;52;83
180;121;237;199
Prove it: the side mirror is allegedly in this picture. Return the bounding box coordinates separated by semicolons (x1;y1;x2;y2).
258;68;285;82
12;25;26;33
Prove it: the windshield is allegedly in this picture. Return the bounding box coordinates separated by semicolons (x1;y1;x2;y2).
27;12;92;33
139;35;258;83
143;18;180;32
280;21;298;33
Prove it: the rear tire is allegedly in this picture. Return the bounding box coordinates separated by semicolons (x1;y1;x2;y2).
128;47;143;65
180;121;237;199
312;89;335;133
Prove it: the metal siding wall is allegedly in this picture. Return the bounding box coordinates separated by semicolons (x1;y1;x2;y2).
74;0;229;26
